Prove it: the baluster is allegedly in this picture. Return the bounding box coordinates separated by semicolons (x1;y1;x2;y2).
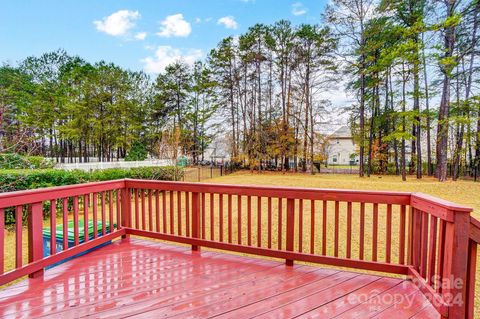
177;191;181;235
237;195;242;244
436;220;446;293
62;198;68;248
298;199;303;253
427;215;437;285
228;194;233;243
116;190;121;230
278;198;283;250
148;190;153;232
268;197;272;249
84;194;89;242
201;193;205;239
310;200;315;255
210;194;215;240
322;200;327;256
408;207;414;265
191;192;200;251
155;191;160;233
346;202;352;259
185;192;190;237
334;201;339;257
141;189;146;231
15;206;22;268
73;197;79;246
108;191;114;233
50;200;56;255
162;190;167;233
286;198;295;266
257;197;261;248
170;191;175;235
359;202;365;260
247;196;251;246
101;192;106;235
93;193;98;239
420;211;429;278
372;203;378;262
134;189;139;229
399;205;406;264
386;204;392;263
219;194;224;242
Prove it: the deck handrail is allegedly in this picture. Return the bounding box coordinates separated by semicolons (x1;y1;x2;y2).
0;179;477;318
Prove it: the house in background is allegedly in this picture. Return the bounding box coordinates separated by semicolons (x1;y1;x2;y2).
326;126;358;165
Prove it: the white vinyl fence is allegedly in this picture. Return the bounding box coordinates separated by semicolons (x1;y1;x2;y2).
55;159;175;171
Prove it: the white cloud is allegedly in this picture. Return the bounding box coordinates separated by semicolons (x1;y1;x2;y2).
157;14;191;38
134;32;147;40
141;46;203;73
194;17;202;23
94;10;140;36
217;16;238;29
291;2;307;16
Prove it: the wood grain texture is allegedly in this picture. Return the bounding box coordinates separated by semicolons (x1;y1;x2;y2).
0;239;439;319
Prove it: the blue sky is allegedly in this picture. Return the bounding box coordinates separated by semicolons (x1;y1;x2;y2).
1;0;329;73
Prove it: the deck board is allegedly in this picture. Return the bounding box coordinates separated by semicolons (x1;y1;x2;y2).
0;238;440;318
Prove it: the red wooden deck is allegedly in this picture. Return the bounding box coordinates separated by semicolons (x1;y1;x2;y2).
0;238;439;319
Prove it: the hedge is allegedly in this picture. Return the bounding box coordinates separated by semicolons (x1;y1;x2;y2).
0;166;184;225
0;153;54;169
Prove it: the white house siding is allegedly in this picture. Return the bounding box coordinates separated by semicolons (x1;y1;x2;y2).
327;138;357;165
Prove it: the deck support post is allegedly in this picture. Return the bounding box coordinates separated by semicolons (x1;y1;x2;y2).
121;188;131;239
444;210;470;318
192;192;201;251
286;198;295;266
28;202;44;278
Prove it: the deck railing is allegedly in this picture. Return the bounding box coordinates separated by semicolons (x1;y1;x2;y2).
0;179;477;318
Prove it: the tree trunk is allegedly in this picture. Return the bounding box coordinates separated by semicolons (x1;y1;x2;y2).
422;32;433;176
436;0;456;182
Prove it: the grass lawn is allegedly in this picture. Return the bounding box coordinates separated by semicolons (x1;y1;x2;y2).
208;171;480;219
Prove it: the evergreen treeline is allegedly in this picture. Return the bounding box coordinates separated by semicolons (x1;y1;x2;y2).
1;0;480;181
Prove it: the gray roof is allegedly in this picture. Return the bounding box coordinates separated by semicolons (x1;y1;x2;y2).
330;126;352;138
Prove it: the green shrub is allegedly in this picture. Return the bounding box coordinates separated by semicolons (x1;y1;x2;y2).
124;142;148;161
0;169;89;193
0;153;54;169
130;166;183;181
89;168;133;181
0;153;30;169
25;156;54;169
0;166;183;225
0;166;183;193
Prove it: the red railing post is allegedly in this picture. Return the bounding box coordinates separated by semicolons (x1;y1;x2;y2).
192;192;201;251
409;208;422;272
443;210;470;318
28;202;44;278
286;198;295;266
121;188;131;239
466;239;477;319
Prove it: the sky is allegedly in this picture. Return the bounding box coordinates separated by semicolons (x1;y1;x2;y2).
0;0;350;129
1;0;328;73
